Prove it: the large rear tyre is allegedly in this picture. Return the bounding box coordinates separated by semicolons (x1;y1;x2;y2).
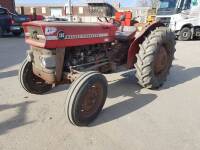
66;71;107;126
19;59;52;94
134;27;176;89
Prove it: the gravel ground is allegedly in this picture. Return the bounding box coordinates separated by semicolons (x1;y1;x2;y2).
0;37;200;150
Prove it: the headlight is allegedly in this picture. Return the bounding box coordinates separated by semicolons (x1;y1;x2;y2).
40;55;56;69
45;27;57;35
41;58;47;68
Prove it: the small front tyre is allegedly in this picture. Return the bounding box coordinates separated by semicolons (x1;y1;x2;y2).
66;71;108;126
19;59;52;94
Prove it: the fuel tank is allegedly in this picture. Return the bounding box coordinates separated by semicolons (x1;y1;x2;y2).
23;21;117;49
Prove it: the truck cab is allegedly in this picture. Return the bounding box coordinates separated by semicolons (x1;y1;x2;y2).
156;0;200;40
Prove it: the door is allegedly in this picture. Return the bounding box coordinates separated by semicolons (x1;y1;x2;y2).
50;8;62;17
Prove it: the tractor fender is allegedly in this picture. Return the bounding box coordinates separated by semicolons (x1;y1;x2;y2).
127;22;165;69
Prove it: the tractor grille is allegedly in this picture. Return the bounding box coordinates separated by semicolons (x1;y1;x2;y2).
25;26;45;43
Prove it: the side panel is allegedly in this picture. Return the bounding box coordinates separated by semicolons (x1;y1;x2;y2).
23;22;117;49
127;22;165;68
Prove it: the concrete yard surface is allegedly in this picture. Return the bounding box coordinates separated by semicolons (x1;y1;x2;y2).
0;37;200;150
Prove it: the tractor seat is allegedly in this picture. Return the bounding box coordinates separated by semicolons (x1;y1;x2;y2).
115;26;137;41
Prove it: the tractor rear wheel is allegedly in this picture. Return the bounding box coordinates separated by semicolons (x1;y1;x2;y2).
66;71;107;126
19;59;52;94
134;27;176;89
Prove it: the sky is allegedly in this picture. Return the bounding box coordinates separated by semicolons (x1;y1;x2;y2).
15;0;140;7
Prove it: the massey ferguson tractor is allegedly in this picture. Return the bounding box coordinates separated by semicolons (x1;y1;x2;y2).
19;13;176;126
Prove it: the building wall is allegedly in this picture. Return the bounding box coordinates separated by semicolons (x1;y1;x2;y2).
16;4;115;17
0;0;15;12
16;6;88;16
71;6;90;16
16;6;58;16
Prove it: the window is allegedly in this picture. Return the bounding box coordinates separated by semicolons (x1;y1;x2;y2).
192;0;198;6
42;7;46;14
79;7;83;14
50;8;62;17
183;0;192;9
159;0;177;9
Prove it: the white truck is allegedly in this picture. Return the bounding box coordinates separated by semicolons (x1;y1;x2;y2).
156;0;200;40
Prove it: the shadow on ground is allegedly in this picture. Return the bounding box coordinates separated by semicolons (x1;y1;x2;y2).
46;84;70;94
0;33;24;38
0;101;35;135
90;71;157;126
91;65;200;126
161;65;200;90
0;70;18;79
0;36;27;70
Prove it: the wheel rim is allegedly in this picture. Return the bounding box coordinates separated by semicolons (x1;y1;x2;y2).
154;45;169;76
79;81;104;118
28;71;46;86
183;32;188;38
25;62;49;89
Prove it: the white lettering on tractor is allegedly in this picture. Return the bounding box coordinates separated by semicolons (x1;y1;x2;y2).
64;33;109;40
29;33;110;41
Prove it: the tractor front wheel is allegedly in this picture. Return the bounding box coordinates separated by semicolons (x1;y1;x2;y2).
66;71;107;126
19;59;52;94
135;27;176;89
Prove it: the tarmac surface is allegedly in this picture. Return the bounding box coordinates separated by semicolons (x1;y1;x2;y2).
0;36;200;150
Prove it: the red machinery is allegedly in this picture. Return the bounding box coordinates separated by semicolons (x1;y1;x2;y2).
115;11;133;26
23;22;117;48
20;18;176;126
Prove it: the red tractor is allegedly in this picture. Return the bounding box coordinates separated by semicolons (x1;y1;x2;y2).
19;17;176;126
